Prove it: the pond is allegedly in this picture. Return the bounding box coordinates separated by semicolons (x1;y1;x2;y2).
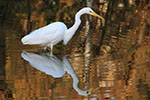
0;0;150;100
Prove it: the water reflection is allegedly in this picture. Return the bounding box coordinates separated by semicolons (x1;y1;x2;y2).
21;50;91;96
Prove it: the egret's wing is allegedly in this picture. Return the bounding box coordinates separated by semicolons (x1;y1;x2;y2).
30;26;57;37
22;22;67;45
22;24;58;44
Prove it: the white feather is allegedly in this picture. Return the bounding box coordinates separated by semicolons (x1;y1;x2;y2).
21;22;67;46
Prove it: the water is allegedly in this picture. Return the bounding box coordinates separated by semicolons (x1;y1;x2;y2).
0;0;150;100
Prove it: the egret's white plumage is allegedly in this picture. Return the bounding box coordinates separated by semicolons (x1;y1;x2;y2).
22;22;67;46
21;51;92;96
21;7;104;53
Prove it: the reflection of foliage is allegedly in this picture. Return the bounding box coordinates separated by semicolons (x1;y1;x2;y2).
137;79;150;100
0;0;87;31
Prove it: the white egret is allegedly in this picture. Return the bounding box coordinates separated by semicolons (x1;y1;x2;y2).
21;7;104;53
21;51;92;96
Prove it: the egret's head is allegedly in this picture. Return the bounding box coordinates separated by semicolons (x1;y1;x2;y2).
79;7;104;25
82;7;104;20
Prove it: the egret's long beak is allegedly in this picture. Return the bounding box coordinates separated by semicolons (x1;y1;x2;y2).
91;11;105;26
92;12;104;20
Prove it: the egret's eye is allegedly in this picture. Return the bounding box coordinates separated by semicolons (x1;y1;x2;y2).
86;91;89;94
89;11;92;13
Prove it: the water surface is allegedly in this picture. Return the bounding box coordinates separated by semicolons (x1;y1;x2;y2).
0;0;150;100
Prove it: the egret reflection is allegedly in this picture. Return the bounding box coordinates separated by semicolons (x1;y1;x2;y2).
21;51;91;96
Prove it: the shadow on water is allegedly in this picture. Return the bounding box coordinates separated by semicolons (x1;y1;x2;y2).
0;0;150;100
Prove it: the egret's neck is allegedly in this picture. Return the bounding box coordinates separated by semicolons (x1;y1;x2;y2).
68;11;82;33
63;10;83;45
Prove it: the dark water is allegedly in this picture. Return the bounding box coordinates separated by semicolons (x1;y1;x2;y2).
0;0;150;100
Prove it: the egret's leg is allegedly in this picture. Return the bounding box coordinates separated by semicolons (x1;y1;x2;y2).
50;44;53;56
44;47;48;51
43;47;51;52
